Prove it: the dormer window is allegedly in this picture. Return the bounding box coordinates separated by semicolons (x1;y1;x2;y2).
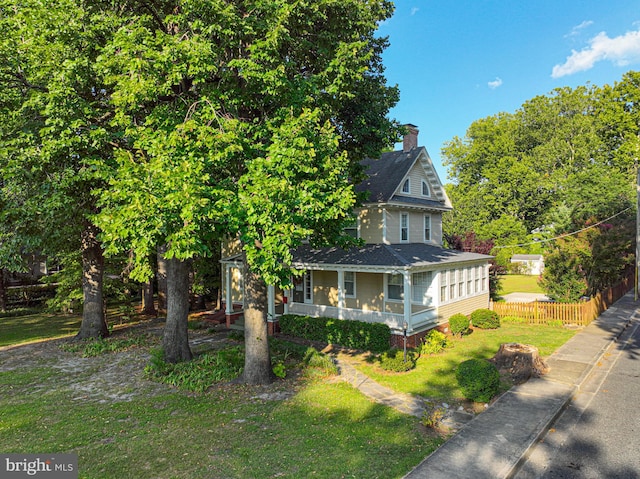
421;180;430;197
401;179;410;194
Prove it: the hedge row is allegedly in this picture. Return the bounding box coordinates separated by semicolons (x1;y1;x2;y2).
279;314;391;353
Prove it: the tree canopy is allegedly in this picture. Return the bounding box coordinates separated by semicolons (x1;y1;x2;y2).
442;73;638;299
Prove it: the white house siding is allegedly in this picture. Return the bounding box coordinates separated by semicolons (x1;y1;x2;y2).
358;208;384;243
438;293;490;321
383;209;442;245
312;270;338;306
345;272;384;311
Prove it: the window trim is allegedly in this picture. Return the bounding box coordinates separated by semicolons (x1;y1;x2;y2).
401;178;410;194
386;273;404;302
344;271;356;298
423;214;432;242
304;272;313;304
400;213;409;243
421;180;430;197
412;271;433;305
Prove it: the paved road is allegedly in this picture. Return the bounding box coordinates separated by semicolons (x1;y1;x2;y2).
515;315;640;479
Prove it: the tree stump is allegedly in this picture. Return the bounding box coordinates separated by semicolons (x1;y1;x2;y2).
489;343;549;384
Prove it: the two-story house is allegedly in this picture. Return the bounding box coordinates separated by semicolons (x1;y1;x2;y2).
221;125;492;346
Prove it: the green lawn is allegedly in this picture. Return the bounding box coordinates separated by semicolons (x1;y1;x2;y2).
0;310;576;478
498;274;545;295
353;322;575;400
0;311;81;347
0;312;442;479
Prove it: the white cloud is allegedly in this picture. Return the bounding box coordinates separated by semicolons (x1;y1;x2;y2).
410;7;419;16
488;77;503;89
565;20;594;38
552;29;640;78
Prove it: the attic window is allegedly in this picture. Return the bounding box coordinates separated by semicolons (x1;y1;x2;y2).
401;179;410;193
421;180;430;197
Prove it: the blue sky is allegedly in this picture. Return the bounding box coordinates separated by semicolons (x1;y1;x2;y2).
378;0;640;182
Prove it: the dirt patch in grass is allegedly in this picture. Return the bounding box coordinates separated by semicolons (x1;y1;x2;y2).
1;321;241;404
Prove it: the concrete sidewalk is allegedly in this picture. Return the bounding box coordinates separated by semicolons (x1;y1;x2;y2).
404;291;639;479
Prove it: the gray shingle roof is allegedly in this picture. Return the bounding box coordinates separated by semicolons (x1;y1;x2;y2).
355;149;423;203
293;243;491;269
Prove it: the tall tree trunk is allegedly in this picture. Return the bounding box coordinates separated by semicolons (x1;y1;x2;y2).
240;256;273;385
162;256;192;363
157;244;168;316
141;278;156;315
0;269;7;312
76;224;109;339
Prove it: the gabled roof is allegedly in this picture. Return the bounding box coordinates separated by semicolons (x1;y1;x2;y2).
356;146;452;210
293;243;491;270
356;149;421;203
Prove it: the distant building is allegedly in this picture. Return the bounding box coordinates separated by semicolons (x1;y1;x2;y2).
510;254;544;275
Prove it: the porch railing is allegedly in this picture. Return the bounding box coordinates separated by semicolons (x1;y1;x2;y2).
287;302;438;332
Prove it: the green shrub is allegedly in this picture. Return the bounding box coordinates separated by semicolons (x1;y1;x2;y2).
144;347;244;392
449;313;470;335
303;348;339;377
470;309;501;329
272;361;286;378
455;358;500;403
421;400;447;429
419;329;452;355
279;314;390;353
378;348;416;372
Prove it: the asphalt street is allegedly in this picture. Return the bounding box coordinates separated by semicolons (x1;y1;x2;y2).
515;315;640;479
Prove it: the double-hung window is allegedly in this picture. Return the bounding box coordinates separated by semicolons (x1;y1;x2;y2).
424;214;431;242
412;271;433;305
387;274;404;301
344;271;355;298
400;213;409;242
440;271;447;302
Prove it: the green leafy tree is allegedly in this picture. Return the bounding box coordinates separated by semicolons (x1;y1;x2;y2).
0;0;126;337
443;77;638;300
93;0;399;379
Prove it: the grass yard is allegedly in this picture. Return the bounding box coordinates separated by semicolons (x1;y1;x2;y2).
0;308;577;478
498;274;545;295
0;311;81;347
353;322;575;400
0;312;442;479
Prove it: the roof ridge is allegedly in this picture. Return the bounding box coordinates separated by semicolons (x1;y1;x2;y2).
382;244;410;266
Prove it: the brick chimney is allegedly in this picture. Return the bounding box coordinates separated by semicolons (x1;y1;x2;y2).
402;124;419;152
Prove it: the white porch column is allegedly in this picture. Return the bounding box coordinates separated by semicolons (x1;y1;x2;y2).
267;285;275;320
403;270;412;330
337;269;345;320
225;265;233;315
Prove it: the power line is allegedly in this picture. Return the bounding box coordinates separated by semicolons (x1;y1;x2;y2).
493;206;634;250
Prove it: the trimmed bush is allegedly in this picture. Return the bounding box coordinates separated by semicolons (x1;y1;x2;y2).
419;329;452;355
455;358;500;403
279;314;391;353
470;309;501;329
449;313;471;335
378;348;416;372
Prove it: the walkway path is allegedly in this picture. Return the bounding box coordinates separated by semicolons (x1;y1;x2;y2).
333;356;425;417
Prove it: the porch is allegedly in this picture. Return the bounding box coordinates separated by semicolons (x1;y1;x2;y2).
287;302;438;334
